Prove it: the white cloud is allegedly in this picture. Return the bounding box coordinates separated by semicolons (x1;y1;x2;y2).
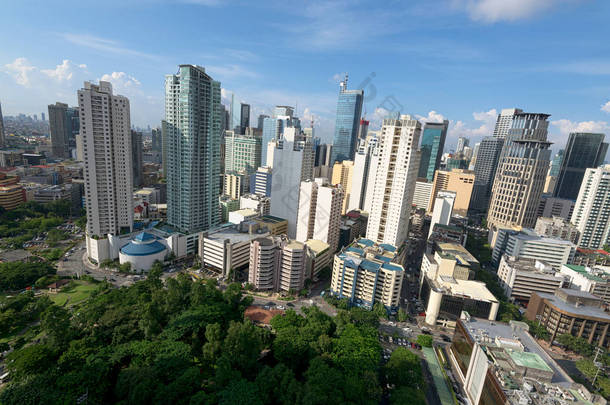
550;119;609;144
60;33;156;59
451;108;497;138
602;101;610;113
453;0;566;23
416;110;446;123
41;59;87;81
5;57;36;87
99;72;142;94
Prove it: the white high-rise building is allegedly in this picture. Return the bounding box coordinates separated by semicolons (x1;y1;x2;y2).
348;135;378;212
270;127;314;238
429;190;456;238
79;81;133;242
296;178;343;251
366;115;421;247
571;165;610;249
493;108;523;139
413;180;433;211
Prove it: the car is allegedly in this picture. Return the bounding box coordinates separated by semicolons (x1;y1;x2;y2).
441;335;451;342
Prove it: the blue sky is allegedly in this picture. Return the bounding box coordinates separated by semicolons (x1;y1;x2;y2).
1;0;610;150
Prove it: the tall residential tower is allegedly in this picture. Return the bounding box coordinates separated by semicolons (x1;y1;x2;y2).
330;76;364;164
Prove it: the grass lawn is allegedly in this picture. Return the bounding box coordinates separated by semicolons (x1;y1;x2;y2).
49;281;97;307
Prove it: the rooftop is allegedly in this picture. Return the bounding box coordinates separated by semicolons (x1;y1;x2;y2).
563;264;607;282
305;239;330;255
205;223;269;243
461;317;571;385
506;349;553;372
257;215;286;224
436;242;478;265
535;291;610;321
435;277;497;303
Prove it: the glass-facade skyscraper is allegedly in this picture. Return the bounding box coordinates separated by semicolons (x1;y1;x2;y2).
165;65;222;234
330;79;363;164
554;133;608;201
418;120;448;181
48;102;79;159
549;149;564;177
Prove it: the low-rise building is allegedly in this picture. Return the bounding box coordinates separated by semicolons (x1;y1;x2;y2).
559;264;610;305
497;256;565;303
219;196;239;223
228;208;258;225
526;289;610;348
492;228;576;270
119;232;168;272
199;221;270;279
535;216;580;244
572;248;610;267
537;194;575;220
304;239;331;280
330;238;404;311
252;215;288;236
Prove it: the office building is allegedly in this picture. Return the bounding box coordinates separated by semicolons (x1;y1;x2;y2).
257;114;269;130
240;103;250;131
534;216;580;244
492;108;523;138
152;127;162;154
261;106;299;166
165;65;221;234
487;113;551;232
296;178;343;252
357;118;369;140
330;238;404;310
549;149;564;177
79;81;133;245
331;160;353;214
418;120;449;182
428;190;456;238
229;93;240;132
223;171;250;200
469;136;504;212
456;136;469;154
0;101;5;147
269;127;314;238
526;289;610;348
199;221;269;279
571;165;610;249
239;193;270;216
448;317;594;405
347;136;377;212
0;183;25;210
48;102;79;159
224;130;261;174
131;130;143;188
554;133;607;201
251;166;272;197
248;235;309;292
330;76;364;163
537;195;575;220
366;115;421;247
314;143;332;167
497;256;564;303
420;243;498;326
428;169;474;216
413;180;433;211
252;215;288;236
491;229;576;270
559;264;610;305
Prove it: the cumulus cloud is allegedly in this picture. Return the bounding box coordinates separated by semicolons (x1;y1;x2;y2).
99;71;141;94
550;119;609;144
416;110;446;124
451;108;498;138
602;101;610;113
5;57;36;87
453;0;566;23
41;59;87;81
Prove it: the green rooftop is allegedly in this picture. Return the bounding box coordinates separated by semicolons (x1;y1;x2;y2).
506;349;552;372
564;264;606;282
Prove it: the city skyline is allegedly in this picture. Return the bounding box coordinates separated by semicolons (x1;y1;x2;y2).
1;1;610;151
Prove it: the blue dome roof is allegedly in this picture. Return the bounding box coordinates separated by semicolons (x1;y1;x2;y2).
121;233;167;257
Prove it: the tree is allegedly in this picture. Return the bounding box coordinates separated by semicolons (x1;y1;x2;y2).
390;386;426;405
397;308;408;322
218;379;263;405
416;334;433;348
223;321;263;375
385;347;424;389
7;344;56;378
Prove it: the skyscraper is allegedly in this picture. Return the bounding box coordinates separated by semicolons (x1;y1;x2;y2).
428;169;474;217
330;76;364;164
79;81;133;240
230;93;240;132
48;102;79;159
456;137;469;154
270;127;314;238
224;130;262;174
487;113;551;231
469;136;504;212
240;103;250;131
571;165;610;249
418;120;449;182
549;149;565;177
357;119;369;140
429;190;456;238
165;65;222;234
261;106;299;166
493;108;523;138
0;101;4;147
151;127;162;153
366;115;421;247
131;130;143;188
554;133;608;201
257;114;269;130
348;136;378;212
296;178;343;251
331;160;354;214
